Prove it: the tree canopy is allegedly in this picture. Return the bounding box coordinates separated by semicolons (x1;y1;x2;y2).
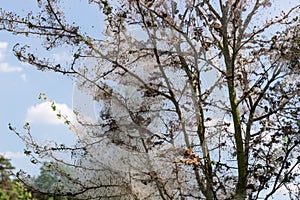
0;155;34;200
1;0;300;199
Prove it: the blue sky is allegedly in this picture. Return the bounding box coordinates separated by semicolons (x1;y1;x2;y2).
0;42;73;175
0;33;76;175
0;0;103;175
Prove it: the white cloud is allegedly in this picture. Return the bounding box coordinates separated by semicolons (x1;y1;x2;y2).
0;62;22;72
0;42;8;49
0;42;23;73
0;42;8;60
26;102;75;125
0;151;24;159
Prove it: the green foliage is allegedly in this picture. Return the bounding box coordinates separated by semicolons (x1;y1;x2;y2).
31;164;75;200
0;190;9;200
0;156;72;200
0;156;35;200
50;100;56;111
34;167;60;191
11;181;35;200
38;92;47;100
0;156;15;189
37;93;71;125
23;150;31;156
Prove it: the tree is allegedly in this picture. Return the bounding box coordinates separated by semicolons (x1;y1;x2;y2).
0;155;13;200
0;156;69;200
0;155;34;200
30;163;75;200
0;156;15;192
2;0;300;199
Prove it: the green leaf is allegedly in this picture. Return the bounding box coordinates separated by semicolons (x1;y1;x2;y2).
8;123;13;131
38;92;47;100
50;101;56;111
23;122;30;130
30;159;37;164
24;150;31;155
102;0;108;7
283;136;289;143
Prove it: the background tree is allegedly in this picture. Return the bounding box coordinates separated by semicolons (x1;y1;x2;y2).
0;155;34;200
0;156;14;192
1;0;300;199
29;163;75;200
0;156;72;200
